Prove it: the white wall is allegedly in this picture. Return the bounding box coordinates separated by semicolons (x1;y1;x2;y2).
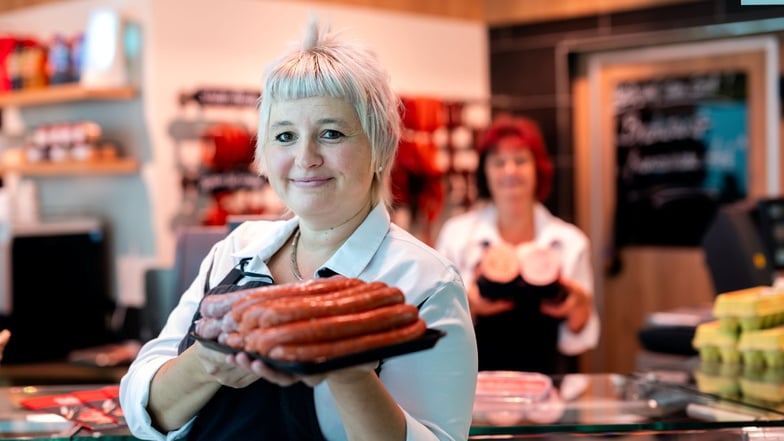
0;0;489;306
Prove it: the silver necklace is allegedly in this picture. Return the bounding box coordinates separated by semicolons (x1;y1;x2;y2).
290;227;304;281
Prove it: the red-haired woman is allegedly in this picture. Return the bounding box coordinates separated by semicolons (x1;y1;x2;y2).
436;115;599;374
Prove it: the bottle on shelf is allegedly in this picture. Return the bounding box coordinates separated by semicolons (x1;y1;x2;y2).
47;34;73;85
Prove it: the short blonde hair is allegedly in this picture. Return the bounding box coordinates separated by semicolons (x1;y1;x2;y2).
256;17;401;207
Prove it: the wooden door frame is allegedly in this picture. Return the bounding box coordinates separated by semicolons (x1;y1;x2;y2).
574;35;780;373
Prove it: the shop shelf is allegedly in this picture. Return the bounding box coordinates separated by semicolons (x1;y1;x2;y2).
0;158;139;176
0;84;137;107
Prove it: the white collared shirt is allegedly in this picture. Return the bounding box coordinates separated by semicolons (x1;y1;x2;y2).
435;202;600;356
120;204;478;441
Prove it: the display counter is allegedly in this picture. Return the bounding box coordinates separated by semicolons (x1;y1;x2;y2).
0;371;780;440
0;384;135;440
470;370;784;439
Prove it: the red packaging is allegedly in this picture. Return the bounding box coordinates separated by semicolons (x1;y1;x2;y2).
97;385;126;425
21;391;121;431
0;36;17;91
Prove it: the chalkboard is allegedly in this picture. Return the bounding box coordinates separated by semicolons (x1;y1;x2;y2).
612;72;748;247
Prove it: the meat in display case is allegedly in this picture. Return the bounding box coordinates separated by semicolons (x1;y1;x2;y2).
469;372;784;438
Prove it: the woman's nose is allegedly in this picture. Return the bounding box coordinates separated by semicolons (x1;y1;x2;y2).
295;139;323;168
501;159;517;173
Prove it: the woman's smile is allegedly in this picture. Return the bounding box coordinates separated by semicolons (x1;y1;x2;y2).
290;176;333;188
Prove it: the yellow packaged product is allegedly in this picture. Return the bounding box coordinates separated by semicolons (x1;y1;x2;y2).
736;325;784;368
692;320;740;363
712;286;784;333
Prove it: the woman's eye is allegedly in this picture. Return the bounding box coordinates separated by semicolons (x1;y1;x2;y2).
489;158;506;168
274;132;295;143
322;129;344;140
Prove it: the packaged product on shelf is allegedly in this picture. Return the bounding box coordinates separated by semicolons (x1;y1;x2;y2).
70;121;102;161
70;33;84;82
47;34;72;85
26;124;50;163
0;36;16;91
20;42;48;89
47;123;72;162
6;43;23;90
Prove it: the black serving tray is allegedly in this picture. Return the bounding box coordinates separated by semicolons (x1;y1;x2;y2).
191;328;446;375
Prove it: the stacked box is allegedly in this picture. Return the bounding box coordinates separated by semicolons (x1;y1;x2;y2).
692;320;741;363
712;286;784;333
692;286;784;368
737;326;784;367
692;286;784;407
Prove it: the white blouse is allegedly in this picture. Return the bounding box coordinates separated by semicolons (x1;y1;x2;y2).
120;204;479;441
435;202;600;356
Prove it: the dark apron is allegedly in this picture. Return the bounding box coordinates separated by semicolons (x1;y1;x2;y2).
177;264;327;441
474;279;562;374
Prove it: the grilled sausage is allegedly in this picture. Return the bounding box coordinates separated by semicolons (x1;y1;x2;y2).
194;317;223;339
242;284;403;332
267;319;427;362
219;331;245;349
237;281;388;333
220;313;240;333
230;277;363;323
245;303;420;355
199;291;251;319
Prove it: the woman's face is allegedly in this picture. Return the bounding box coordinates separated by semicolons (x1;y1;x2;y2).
484;136;537;205
262;96;374;227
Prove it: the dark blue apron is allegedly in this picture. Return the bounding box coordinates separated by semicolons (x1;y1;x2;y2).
474;277;562;374
177;262;327;441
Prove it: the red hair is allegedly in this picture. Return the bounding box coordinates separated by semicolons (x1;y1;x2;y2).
475;115;553;202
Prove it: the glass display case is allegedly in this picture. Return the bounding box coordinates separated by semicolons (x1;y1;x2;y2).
469;371;784;440
0;371;782;440
0;384;134;440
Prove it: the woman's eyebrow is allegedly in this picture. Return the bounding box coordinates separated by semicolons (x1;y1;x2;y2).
269;121;294;129
316;117;351;128
269;118;351;129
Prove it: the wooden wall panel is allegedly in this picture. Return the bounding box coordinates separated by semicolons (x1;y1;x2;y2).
0;0;61;12
290;0;484;21
0;0;485;20
0;0;704;24
484;0;702;26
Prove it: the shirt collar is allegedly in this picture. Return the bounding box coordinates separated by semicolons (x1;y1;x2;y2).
232;204;390;279
473;204;500;246
233;217;298;260
533;202;554;234
322;203;390;278
533;202;563;247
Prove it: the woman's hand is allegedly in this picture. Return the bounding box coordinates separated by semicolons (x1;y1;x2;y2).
224;351;299;387
468;281;514;320
194;343;260;388
147;344;262;431
0;330;10;362
227;351;379;388
539;277;591;333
